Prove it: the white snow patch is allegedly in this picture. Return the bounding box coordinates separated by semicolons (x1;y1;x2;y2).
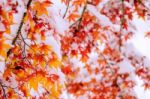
0;62;5;75
134;76;150;99
118;59;134;73
87;4;113;27
45;36;62;59
48;0;69;35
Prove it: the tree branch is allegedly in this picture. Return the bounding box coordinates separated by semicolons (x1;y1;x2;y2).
7;0;32;57
78;3;87;30
63;0;71;18
0;82;7;99
69;2;87;29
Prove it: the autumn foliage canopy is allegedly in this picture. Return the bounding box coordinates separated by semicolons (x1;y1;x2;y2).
0;0;150;98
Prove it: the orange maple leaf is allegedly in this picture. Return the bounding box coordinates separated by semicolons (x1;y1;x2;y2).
39;44;51;54
145;31;150;37
32;1;52;16
29;77;39;91
61;65;72;75
61;0;68;4
73;0;86;7
67;13;80;22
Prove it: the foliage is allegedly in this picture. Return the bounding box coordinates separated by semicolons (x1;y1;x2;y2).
0;0;150;98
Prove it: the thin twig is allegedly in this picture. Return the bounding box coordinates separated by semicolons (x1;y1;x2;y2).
63;0;71;18
0;82;7;99
69;2;87;29
78;3;87;30
20;33;31;49
69;18;81;28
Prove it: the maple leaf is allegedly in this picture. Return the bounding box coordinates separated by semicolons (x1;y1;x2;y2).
14;70;26;80
48;58;61;68
7;88;18;98
145;31;150;37
29;78;39;91
61;0;68;4
39;44;51;54
88;0;101;6
50;83;61;98
49;74;59;83
40;30;46;40
124;32;133;41
144;83;150;90
0;39;10;58
61;65;72;75
28;44;38;54
1;11;14;34
32;1;52;16
33;54;46;67
73;0;87;8
67;13;80;22
3;69;11;80
20;85;30;97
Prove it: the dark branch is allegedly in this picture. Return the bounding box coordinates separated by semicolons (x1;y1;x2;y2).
78;3;87;30
7;0;32;57
69;2;87;29
63;0;71;18
0;82;7;99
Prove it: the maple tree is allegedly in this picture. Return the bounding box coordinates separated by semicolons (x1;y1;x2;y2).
0;0;150;98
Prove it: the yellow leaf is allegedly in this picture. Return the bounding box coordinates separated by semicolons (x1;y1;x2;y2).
51;84;60;98
16;70;25;79
39;44;52;54
0;39;10;58
49;59;61;68
32;1;52;16
29;78;38;91
43;78;53;91
30;20;35;31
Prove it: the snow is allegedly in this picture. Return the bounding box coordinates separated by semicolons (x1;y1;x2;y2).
134;77;150;99
143;58;150;69
60;90;75;99
118;59;134;73
131;15;150;99
48;4;69;35
87;4;113;27
45;36;62;59
0;62;5;75
131;15;150;59
0;23;5;31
